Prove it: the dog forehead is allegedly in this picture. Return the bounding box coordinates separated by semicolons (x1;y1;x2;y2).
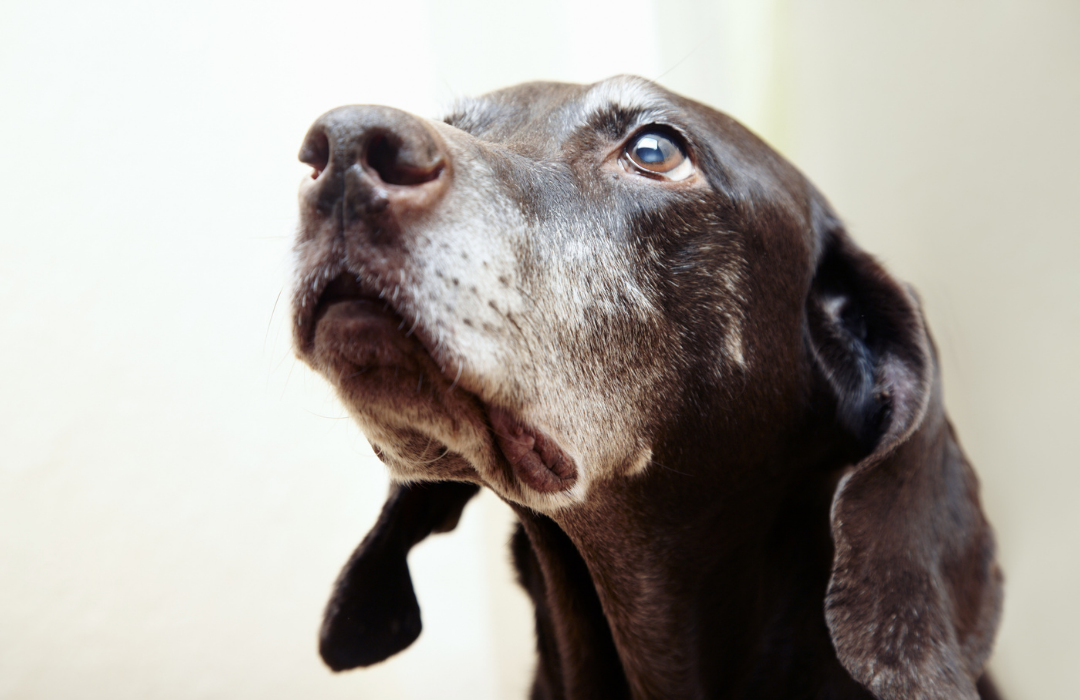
444;76;812;211
437;75;820;264
442;75;680;150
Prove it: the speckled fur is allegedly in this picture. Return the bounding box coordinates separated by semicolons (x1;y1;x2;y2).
292;76;1003;700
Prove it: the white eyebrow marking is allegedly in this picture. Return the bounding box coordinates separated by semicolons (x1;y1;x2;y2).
579;75;664;122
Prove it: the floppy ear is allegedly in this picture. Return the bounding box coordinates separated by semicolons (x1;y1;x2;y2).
806;217;1003;700
319;480;479;671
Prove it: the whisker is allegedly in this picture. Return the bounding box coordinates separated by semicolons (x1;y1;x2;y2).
652;460;694;478
264;287;284;352
280;359;297;399
305;411;350;420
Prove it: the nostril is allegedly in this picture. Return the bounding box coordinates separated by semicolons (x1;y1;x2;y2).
366;134;443;186
299;131;330;179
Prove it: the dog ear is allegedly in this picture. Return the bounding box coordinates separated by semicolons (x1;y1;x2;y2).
319;480;479;671
806;212;1003;700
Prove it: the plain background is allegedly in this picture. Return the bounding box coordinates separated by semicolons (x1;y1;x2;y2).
2;0;1077;697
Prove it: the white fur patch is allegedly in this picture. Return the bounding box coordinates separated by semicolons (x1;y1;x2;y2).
579;75;663;120
295;79;747;513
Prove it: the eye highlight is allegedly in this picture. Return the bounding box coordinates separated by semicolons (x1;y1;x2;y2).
623;129;693;181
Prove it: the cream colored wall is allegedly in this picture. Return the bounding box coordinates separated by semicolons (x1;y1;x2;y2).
1;1;1076;698
779;4;1080;697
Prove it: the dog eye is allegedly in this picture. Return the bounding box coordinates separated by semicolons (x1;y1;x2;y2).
624;130;693;181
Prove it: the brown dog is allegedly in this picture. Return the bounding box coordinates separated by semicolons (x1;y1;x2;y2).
291;76;1003;700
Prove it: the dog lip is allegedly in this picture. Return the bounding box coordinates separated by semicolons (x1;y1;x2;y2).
489;405;578;493
299;270;463;401
297;271;397;356
312;272;387;327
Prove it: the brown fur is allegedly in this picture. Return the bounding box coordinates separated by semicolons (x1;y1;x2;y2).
291;76;1003;699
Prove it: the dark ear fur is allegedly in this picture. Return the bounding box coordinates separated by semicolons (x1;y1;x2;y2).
319;480;479;671
807;209;1003;700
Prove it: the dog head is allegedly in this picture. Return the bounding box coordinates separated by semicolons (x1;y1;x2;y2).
292;76;1001;699
293;75;821;511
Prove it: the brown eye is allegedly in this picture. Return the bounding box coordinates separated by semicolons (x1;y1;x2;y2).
624;130;693;181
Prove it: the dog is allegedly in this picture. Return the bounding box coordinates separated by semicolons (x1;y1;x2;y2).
291;75;1003;700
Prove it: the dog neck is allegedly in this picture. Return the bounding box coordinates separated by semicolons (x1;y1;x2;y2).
514;421;870;699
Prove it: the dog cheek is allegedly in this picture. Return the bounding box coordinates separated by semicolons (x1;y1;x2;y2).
397;145;671;499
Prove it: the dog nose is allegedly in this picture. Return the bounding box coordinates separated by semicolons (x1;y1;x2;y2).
298;105;448;220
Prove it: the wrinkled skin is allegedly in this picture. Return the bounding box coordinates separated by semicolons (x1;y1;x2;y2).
291;76;1003;700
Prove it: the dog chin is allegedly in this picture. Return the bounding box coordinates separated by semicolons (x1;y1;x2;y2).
307;301;585;509
310;301;487;469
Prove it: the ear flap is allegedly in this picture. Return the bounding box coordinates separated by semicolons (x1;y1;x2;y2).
319;480;479;671
806;222;1003;700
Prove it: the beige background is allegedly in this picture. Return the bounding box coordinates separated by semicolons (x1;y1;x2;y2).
2;0;1077;698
